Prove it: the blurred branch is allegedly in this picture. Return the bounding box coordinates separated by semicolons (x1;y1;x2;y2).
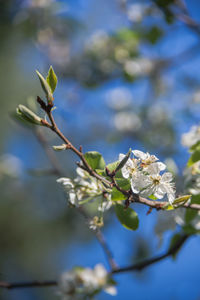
112;233;189;274
0;234;189;289
76;206;118;270
176;0;200;35
0;280;57;289
34;128;64;176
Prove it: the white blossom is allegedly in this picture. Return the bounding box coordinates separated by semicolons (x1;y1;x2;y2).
98;198;113;212
131;162;175;204
119;149;175;204
133;150;166;171
119;153;138;178
57;168;108;207
181;125;200;148
56;177;78;206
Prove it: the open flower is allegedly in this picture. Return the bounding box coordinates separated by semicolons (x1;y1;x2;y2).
131;163;175;204
118;153;138;178
133;150;166;171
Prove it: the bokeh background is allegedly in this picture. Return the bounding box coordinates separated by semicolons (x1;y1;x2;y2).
0;0;200;299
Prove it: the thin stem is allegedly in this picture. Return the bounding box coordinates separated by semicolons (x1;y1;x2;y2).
95;229;118;270
47;110;111;186
34;128;64;176
77;206;118;271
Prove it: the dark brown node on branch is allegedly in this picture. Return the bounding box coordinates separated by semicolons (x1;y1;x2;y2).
37;96;47;111
146;207;153;215
124;199;130;209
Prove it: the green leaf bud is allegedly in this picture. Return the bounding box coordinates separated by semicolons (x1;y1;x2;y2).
36;70;54;103
52;144;67;151
16;104;44;126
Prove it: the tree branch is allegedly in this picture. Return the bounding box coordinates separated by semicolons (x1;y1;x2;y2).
112;233;189;274
0;234;189;289
0;280;57;289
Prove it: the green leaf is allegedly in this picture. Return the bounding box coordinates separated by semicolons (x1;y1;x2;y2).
185;208;198;224
36;70;53;103
173;195;191;204
163;195;191;210
148;194;158;200
106;161;123;178
145;26;163;44
183;224;199;235
190;141;200;152
112;188;126;201
115;204;139;230
111;178;130;201
191;194;200;204
187;150;200;167
46;66;58;93
84;151;105;170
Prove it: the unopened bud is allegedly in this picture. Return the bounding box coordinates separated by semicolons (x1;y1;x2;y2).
36;70;54;103
16;104;44;126
52;144;67;151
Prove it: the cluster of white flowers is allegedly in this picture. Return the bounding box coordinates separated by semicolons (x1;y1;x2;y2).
181;125;200;148
119;150;176;204
57;168;112;210
58;264;117;299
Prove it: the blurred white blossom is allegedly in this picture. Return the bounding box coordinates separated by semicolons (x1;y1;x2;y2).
0;154;22;179
86;30;109;52
106;88;132;110
58;264;116;299
127;3;148;22
181;125;200;148
28;0;54;8
114;111;141;132
192;90;200;103
124;58;154;77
